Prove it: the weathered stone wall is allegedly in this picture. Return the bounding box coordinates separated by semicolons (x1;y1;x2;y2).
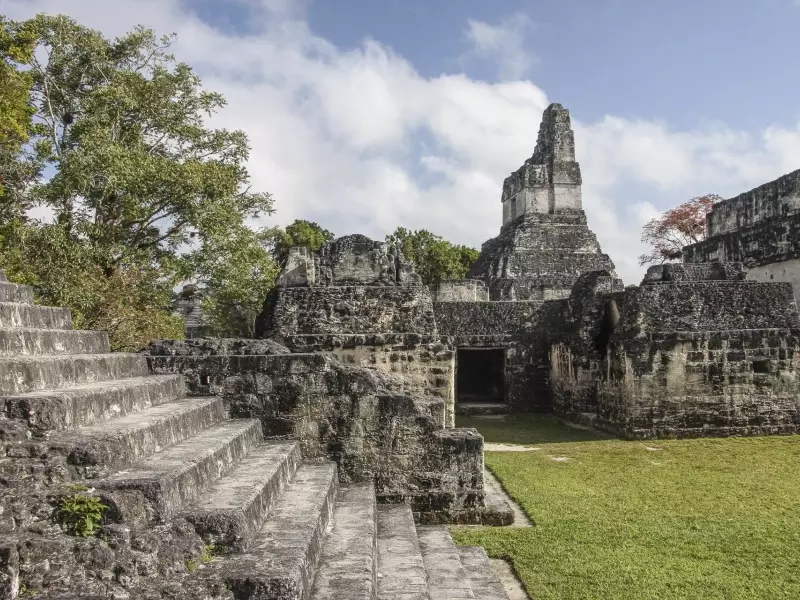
146;340;485;517
432;302;552;412
641;262;745;283
433;301;542;336
279;334;455;426
549;342;601;416
259;285;438;338
430;280;488;302
548;269;800;438
704;169;800;237
500;103;583;222
617;282;798;333
546;272;624;418
596;329;800;438
469;211;616;301
683;211;800;301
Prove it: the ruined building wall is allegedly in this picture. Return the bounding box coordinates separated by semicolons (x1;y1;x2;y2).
550;266;800;439
705;169;800;236
263;285;438;337
547;272;624;418
146;339;489;522
232;234;503;518
281;333;456;427
683;169;800;301
430;280;488;302
434;300;550;412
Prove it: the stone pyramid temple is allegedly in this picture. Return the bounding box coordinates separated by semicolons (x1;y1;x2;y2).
469;103;616;301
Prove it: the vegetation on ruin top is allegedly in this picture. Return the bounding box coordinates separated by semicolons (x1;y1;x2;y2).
454;414;800;600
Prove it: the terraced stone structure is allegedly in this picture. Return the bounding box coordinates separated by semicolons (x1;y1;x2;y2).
424;104;618;415
0;268;513;599
683;168;800;301
468;103;616;302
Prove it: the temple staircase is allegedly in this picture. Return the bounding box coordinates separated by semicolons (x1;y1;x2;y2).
0;270;513;600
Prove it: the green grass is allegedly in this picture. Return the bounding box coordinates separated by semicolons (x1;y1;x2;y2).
452;414;800;600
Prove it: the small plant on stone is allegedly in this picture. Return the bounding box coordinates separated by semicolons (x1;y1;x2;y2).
58;489;108;537
201;543;216;564
186;558;198;573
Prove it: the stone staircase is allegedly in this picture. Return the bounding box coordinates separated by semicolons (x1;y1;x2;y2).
0;270;514;600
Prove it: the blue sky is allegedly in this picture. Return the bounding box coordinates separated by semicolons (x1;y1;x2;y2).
184;0;800;131
8;0;800;283
302;0;800;130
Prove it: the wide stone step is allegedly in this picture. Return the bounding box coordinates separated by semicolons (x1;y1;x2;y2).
49;396;225;476
310;482;377;600
0;282;34;304
0;302;72;329
218;463;338;600
183;441;301;552
417;526;476;599
457;547;511;600
0;353;149;394
0;374;185;436
93;418;263;522
377;504;430;600
0;327;110;357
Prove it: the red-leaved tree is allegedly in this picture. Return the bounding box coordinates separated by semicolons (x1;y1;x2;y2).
638;194;720;266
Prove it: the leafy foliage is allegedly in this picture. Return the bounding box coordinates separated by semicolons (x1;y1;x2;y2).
268;219;335;266
386;227;479;286
192;225;279;338
639;194;720;266
0;219;184;351
58;490;108;537
23;14;274;274
0;15;273;349
0;17;40;219
201;544;216;563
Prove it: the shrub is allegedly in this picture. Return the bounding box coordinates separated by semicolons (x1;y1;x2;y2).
58;490;108;537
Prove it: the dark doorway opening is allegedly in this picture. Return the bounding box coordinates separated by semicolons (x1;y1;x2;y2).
456;348;506;404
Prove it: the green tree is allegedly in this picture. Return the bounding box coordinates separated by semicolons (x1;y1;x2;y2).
268;219;335;266
23;14;273;275
0;14;274;350
191;225;279;338
0;219;184;351
0;17;39;219
386;227;479;286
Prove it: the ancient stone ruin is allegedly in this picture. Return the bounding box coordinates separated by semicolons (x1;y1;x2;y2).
468;103;616;302
2;102;800;599
0;254;510;599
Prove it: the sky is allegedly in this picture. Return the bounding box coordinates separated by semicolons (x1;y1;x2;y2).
5;0;800;284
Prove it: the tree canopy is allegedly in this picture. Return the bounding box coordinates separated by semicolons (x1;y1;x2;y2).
268;219;335;267
0;14;274;349
23;14;273;275
638;194;720;266
386;227;479;286
0;16;38;217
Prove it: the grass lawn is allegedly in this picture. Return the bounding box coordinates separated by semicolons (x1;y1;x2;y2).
452;414;800;600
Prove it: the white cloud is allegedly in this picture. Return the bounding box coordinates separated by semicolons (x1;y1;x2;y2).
464;13;535;81
5;1;800;286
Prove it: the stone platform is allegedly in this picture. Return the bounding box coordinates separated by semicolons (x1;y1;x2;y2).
0;270;514;599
